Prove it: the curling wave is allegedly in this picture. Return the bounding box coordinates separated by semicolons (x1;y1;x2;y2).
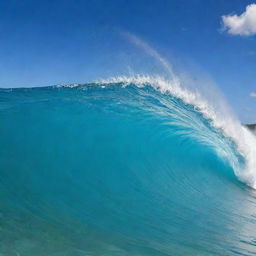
97;76;256;188
0;77;256;255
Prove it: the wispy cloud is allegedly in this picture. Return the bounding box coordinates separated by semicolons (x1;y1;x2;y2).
250;92;256;97
222;3;256;36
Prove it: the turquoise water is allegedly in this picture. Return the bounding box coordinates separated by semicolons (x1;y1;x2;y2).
0;81;256;255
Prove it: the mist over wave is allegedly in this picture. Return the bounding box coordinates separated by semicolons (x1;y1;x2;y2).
1;78;256;255
118;32;256;188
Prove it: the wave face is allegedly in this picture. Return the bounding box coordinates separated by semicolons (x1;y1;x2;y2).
1;79;256;255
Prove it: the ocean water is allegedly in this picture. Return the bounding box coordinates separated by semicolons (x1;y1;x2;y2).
1;77;256;256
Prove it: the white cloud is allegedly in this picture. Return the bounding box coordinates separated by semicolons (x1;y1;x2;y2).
250;92;256;97
222;3;256;36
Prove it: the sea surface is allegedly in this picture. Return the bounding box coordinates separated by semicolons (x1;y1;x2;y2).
1;77;256;255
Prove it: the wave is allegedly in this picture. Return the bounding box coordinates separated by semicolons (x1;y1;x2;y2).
1;77;256;255
60;75;256;188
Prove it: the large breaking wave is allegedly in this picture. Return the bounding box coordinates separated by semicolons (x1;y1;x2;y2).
0;76;256;255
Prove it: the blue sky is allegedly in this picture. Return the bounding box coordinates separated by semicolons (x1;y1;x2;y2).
0;0;256;122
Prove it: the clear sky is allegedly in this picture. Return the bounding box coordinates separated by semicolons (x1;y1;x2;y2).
0;0;256;122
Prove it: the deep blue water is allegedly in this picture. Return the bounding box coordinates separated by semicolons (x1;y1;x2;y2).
0;81;256;255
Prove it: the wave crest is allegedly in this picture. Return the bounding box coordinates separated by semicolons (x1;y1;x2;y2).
95;75;256;188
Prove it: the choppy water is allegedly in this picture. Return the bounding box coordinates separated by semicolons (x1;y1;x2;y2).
1;77;256;256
